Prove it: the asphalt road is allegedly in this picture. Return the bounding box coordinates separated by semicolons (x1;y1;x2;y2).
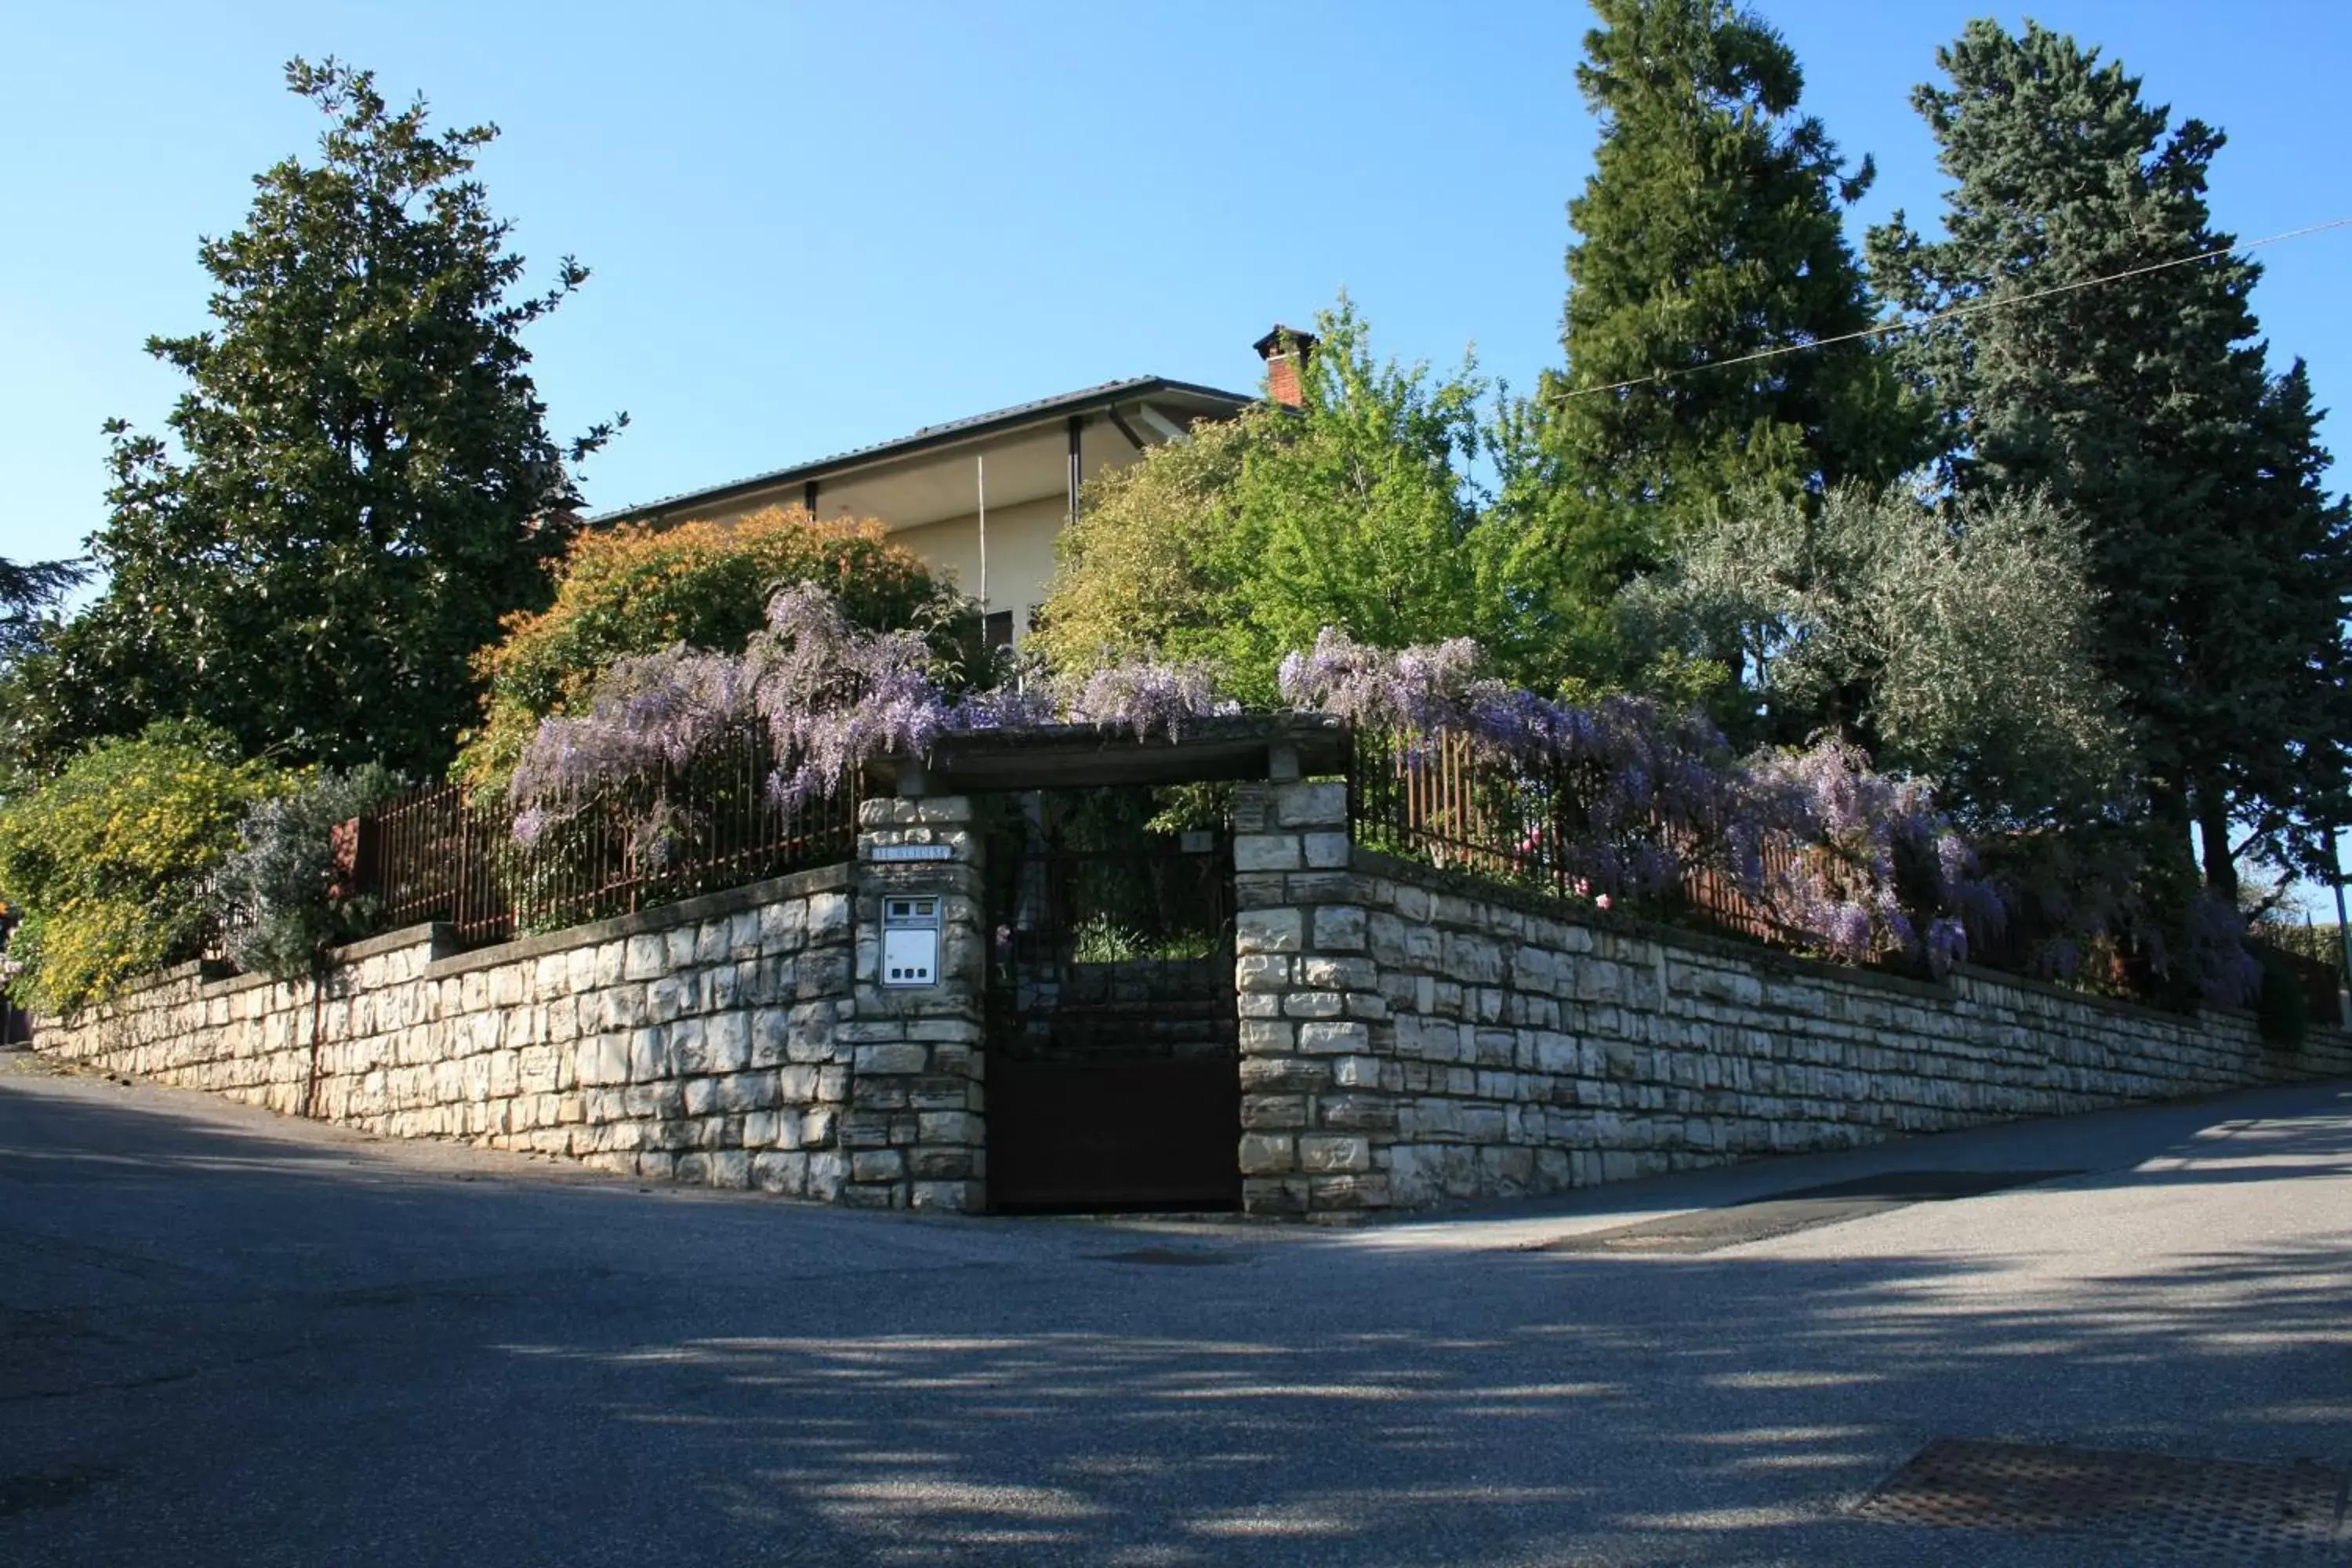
4;1051;2348;1566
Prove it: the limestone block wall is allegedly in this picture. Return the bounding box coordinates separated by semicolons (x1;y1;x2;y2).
838;794;990;1211
35;866;866;1200
1232;779;2352;1219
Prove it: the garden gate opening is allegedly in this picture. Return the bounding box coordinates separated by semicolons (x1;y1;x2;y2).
982;787;1239;1210
870;717;1348;1214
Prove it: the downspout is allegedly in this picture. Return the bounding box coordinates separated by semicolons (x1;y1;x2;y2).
975;454;988;612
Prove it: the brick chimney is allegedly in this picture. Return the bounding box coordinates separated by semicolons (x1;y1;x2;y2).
1253;324;1318;408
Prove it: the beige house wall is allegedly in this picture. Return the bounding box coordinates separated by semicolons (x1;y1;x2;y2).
895;494;1065;633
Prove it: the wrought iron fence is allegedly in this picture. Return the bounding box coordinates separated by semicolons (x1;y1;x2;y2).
356;731;858;949
1345;726;1798;946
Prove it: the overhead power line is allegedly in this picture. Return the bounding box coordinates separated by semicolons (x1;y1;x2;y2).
1555;214;2352;401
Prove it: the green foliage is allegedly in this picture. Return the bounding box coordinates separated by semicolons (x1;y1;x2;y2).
0;724;285;1014
1069;916;1220;965
458;507;972;793
2254;946;2310;1048
0;557;85;664
3;58;622;782
1867;20;2352;898
1622;482;2131;826
209;765;406;982
1035;299;1581;701
2258;920;2347;975
1541;0;1924;542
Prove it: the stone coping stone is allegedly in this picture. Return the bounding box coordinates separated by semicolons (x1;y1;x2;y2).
1345;844;2339;1043
424;861;851;982
1345;845;1945;1004
41;862;856;1026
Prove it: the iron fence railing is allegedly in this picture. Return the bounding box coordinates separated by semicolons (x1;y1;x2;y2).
355;731;858;949
1345;726;1798;946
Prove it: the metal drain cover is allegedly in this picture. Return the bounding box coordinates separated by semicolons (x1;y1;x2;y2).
1087;1247;1239;1267
1853;1437;2350;1556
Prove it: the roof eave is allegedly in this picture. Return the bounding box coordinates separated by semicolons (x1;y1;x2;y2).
583;376;1254;527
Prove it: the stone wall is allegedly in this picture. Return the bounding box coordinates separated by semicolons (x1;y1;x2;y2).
34;865;877;1200
36;796;994;1212
40;770;2352;1225
1231;778;2352;1219
838;794;990;1210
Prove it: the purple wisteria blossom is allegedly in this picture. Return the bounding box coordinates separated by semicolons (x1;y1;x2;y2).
510;582;1235;839
1063;661;1237;739
1294;627;2005;975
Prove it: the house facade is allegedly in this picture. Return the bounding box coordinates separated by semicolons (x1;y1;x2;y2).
586;326;1315;645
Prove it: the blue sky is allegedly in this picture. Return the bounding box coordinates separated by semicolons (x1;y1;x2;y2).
5;0;2347;569
3;2;2350;913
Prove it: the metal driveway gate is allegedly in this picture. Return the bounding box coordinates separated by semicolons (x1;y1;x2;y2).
982;789;1240;1211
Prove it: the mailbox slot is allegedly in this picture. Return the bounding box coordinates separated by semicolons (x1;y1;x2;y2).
880;895;942;987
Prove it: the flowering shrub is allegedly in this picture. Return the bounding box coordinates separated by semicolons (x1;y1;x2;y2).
1287;627;2000;975
0;723;285;1014
514;597;2251;996
1744;738;2003;973
1283;628;1747;901
459;507;972;794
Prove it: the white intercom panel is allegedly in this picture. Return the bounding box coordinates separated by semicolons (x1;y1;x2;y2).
880;895;941;987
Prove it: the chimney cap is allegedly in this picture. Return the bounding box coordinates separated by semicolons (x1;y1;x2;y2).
1253;324;1319;360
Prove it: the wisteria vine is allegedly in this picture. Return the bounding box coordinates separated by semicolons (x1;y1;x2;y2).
510;582;1231;847
512;588;2253;996
1279;628;1997;975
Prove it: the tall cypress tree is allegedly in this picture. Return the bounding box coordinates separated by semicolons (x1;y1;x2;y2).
1541;0;1919;528
1869;20;2352;896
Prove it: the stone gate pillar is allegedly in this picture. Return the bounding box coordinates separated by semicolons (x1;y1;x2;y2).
840;789;989;1210
1231;774;1394;1219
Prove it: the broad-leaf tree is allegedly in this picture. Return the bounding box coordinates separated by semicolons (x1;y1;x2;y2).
1034;301;1554;702
0;557;85;664
1868;20;2352;898
6;58;620;779
1622;482;2132;828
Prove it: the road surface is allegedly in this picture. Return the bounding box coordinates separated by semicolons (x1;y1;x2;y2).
4;1051;2347;1565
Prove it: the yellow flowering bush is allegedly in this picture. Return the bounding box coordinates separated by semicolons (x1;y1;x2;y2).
0;722;285;1014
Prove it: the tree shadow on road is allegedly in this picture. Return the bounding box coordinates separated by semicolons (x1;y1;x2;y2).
5;1075;2350;1565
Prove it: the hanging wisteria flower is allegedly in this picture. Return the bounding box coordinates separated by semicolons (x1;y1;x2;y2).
1062;661;1236;739
1293;626;2009;975
510;581;1238;840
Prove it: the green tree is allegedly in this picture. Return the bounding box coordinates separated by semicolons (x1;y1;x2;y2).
1541;0;1920;535
1035;301;1555;702
5;58;620;780
1867;20;2352;898
0;557;85;664
1622;482;2131;827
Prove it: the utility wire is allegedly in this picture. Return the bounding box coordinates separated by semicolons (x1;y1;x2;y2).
1555;214;2352;401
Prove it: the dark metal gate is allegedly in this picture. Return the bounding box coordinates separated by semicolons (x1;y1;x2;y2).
983;792;1240;1211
